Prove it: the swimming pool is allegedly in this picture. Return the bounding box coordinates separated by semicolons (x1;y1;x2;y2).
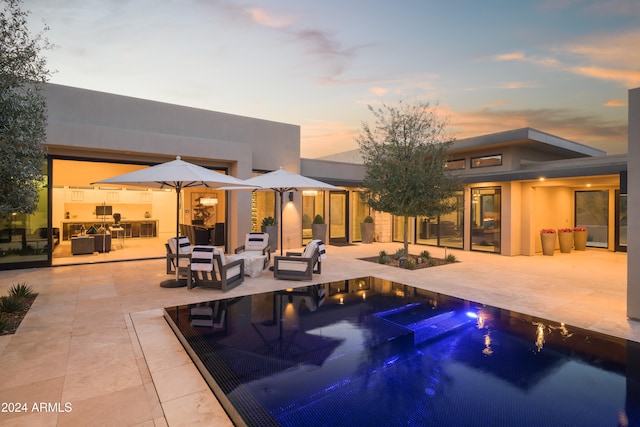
165;277;640;426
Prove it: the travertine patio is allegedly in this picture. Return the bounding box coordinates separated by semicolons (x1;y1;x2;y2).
0;243;637;426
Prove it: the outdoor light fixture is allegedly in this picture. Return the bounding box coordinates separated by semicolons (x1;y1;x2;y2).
200;197;218;205
288;192;294;202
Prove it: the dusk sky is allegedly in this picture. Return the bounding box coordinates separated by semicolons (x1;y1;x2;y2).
24;0;639;157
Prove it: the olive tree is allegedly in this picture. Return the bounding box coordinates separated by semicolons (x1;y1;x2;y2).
0;0;51;216
357;100;462;257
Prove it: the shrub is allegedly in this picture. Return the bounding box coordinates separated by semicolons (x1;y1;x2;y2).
302;214;312;228
313;215;325;224
363;215;374;223
428;257;438;267
420;250;430;260
378;250;388;264
0;314;9;333
394;248;405;259
261;217;276;227
403;259;415;269
0;295;24;313
9;283;33;298
446;254;457;263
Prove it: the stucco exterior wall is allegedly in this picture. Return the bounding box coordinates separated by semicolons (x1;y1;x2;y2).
44;84;301;252
628;87;640;320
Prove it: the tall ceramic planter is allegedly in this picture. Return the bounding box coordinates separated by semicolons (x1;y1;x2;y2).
573;228;588;251
361;222;374;243
261;225;278;252
540;231;556;256
558;230;573;253
312;224;327;241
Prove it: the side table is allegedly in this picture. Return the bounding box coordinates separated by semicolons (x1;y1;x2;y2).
227;253;267;278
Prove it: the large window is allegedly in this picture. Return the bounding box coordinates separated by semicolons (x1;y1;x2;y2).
471;154;502;168
575;190;608;248
392;215;406;242
415;192;464;249
302;190;324;244
471;187;501;253
252;191;275;232
351;191;368;242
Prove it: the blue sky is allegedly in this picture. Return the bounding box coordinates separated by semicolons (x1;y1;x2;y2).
25;0;639;157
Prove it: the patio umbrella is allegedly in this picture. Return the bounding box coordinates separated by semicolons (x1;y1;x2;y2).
92;156;257;288
220;167;340;255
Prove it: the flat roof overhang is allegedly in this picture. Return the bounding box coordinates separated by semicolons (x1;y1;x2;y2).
451;128;607;158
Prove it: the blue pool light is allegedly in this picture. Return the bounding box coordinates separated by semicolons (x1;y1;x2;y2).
465;311;478;319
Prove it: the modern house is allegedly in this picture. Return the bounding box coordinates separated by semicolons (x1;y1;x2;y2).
0;83;629;271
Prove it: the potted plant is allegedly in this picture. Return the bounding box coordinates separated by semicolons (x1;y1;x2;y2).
540;229;556;256
311;214;326;241
261;217;277;252
557;228;573;253
573;227;588;251
360;215;375;244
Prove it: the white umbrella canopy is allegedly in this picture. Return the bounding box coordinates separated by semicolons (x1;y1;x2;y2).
92;156;257;287
220;167;341;255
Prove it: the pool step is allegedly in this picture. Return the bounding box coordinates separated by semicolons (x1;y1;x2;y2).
375;304;475;345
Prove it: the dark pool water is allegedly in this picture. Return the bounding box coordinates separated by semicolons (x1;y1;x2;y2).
165;277;640;427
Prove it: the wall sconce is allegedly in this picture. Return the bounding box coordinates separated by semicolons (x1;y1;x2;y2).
288;192;294;202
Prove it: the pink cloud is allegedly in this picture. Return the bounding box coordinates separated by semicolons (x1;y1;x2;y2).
604;99;627;107
245;7;292;28
570;66;640;88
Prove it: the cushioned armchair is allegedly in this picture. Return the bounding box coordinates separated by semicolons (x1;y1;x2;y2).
273;240;324;280
234;232;271;269
166;236;192;277
188;246;244;291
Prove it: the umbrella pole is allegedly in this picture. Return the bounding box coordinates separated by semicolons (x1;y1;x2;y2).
279;190;284;256
160;186;187;288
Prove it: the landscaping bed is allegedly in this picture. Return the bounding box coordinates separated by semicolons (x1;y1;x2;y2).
0;284;37;336
359;249;456;270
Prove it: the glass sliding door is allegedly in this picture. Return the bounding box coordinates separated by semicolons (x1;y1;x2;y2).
575;190;608;248
0;159;49;269
470;187;501;253
615;191;627;252
329;191;348;244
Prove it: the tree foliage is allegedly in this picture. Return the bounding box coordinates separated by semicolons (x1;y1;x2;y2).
357;100;462;256
0;0;50;216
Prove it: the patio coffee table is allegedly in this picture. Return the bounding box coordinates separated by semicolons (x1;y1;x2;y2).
227;253;267;278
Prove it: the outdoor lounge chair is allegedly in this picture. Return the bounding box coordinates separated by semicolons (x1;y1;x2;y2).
188;245;244;291
166;236;192;277
273;240;325;280
234;232;271;269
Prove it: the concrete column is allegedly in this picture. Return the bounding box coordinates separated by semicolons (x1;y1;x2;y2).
628;87;640;320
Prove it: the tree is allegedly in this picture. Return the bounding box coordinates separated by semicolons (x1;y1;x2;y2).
0;0;51;217
357;100;462;257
